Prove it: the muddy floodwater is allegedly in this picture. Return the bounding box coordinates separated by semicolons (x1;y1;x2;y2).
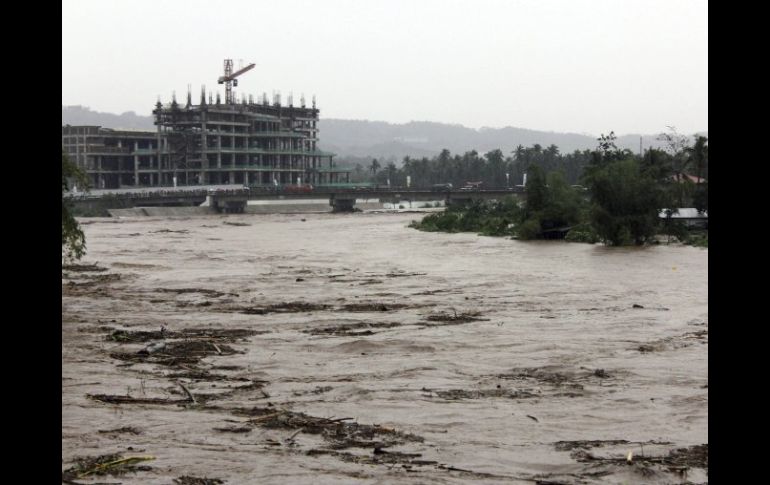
62;212;708;484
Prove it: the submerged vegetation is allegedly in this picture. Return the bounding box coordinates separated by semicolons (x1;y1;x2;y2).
410;167;586;240
410;130;708;247
62;150;89;261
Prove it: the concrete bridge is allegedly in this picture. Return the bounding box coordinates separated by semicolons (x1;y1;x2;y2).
66;185;526;214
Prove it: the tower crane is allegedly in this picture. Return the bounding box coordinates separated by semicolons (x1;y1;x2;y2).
217;59;255;104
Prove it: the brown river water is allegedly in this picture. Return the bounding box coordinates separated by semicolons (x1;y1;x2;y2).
62;212;708;484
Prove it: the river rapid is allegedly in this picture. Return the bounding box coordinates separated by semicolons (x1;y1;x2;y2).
62;212;708;484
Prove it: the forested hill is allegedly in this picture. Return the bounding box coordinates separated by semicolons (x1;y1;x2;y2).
62;105;156;131
62;105;703;161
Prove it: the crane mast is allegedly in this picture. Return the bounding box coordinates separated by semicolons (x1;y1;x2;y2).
217;59;255;104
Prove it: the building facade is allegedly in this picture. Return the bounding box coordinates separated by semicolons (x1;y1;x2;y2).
62;93;351;189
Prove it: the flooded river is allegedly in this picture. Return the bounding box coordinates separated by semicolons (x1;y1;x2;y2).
62;212;708;484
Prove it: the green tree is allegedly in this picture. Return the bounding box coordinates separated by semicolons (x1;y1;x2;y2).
693;181;708;213
485;149;506;186
687;135;708;183
524;164;548;215
657;126;694;206
540;171;582;230
518;166;583;239
62;150;88;261
586;158;662;246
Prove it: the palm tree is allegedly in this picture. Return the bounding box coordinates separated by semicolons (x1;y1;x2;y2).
370;158;381;176
657;127;696;206
686;135;708;183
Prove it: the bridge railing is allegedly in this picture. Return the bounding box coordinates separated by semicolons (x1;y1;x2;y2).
65;187;251;200
65;185;524;200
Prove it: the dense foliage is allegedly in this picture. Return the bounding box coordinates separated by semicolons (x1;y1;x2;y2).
351;145;595;187
411;165;585;240
62;150;88;261
409;129;707;246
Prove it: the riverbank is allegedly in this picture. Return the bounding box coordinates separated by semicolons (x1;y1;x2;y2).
410;204;708;248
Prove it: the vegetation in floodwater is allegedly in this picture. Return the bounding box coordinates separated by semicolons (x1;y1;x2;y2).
62;150;89;261
410;166;585;241
410;130;708;247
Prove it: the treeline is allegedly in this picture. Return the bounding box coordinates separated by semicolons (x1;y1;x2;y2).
350;129;708;194
410;130;708;247
349;144;593;187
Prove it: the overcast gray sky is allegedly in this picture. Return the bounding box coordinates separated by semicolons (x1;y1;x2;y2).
62;0;707;135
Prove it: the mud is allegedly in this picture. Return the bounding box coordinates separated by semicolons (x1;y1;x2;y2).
63;212;707;484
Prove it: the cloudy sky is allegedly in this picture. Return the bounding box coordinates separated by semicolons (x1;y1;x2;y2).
62;0;707;135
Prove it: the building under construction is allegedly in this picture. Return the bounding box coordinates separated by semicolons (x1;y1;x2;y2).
62;60;350;189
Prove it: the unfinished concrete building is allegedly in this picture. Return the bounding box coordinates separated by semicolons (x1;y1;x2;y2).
62;125;160;189
62;60;351;189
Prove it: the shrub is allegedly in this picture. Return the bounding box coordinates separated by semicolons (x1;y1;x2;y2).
516;219;541;240
565;224;600;243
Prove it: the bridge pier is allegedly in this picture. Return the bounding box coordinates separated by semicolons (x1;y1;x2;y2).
211;196;247;213
446;195;475;208
330;195;356;212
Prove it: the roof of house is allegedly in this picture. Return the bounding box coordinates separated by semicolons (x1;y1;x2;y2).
670;173;706;184
659;208;708;219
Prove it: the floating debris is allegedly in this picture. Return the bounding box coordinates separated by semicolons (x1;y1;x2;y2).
554;440;632;451
237;301;332;315
106;327;258;343
110;340;239;367
97;426;142;435
570;443;707;470
150;229;189;234
305;322;402;337
156;288;238;297
231;406;424;449
432;388;538;400
62;263;107;273
341;303;405;312
424;310;486;324
62;453;154;481
213;426;252;433
174;477;225;485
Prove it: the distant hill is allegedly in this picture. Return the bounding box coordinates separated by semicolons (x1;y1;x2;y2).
62;105;156;131
319;119;699;160
63;105;705;161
